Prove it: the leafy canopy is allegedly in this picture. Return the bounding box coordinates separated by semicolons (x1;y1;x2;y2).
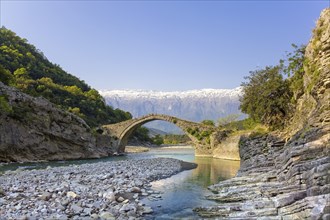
239;44;306;130
239;65;292;130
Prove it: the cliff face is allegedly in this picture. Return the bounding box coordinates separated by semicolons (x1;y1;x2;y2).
286;9;330;139
0;82;114;162
195;8;330;219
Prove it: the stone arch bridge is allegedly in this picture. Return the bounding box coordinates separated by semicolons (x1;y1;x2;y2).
101;114;234;157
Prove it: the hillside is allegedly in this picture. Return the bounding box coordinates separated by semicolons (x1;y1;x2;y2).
0;82;115;162
0;27;131;127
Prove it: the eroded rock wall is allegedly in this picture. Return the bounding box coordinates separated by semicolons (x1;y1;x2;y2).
212;131;242;161
0;82;115;162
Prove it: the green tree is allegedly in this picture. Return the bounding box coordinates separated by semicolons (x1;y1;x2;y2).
13;68;29;79
281;44;306;101
131;127;152;143
239;65;292;130
0;65;14;85
152;134;164;146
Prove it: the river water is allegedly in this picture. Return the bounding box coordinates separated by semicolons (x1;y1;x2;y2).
0;146;240;219
138;146;240;219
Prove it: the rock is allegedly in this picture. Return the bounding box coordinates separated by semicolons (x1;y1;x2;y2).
142;206;153;214
103;191;116;202
58;205;66;211
83;208;92;215
61;199;70;206
130;187;141;193
0;187;5;196
40;192;52;201
0;198;6;205
92;201;101;209
134;180;143;187
67;191;78;199
119;204;130;212
71;204;83;213
0;158;188;219
123;199;129;204
90;213;99;219
99;212;115;220
117;196;125;203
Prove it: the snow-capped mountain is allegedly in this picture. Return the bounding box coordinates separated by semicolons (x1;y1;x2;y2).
99;88;243;133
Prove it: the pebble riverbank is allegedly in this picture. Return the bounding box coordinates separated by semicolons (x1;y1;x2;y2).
0;158;196;220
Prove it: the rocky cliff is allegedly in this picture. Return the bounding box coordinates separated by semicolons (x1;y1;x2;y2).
0;82;115;162
195;8;330;219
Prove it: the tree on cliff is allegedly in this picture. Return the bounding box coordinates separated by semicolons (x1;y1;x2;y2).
239;65;292;130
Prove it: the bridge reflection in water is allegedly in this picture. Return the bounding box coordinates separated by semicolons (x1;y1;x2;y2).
191;157;240;187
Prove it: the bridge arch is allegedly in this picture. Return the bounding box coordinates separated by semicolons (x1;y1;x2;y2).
102;114;218;156
117;114;199;153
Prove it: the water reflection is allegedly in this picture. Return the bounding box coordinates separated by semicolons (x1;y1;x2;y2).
142;147;240;219
192;157;240;187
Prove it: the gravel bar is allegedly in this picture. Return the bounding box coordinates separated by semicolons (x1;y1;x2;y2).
0;158;197;220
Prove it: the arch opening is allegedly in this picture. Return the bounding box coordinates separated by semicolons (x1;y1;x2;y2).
117;117;198;153
127;120;190;148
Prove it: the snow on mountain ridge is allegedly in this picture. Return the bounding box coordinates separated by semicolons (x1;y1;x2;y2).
99;87;242;99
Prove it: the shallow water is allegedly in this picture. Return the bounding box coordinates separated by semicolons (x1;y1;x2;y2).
0;146;240;219
140;147;240;219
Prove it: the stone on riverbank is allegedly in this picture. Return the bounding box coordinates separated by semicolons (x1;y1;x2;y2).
0;158;196;219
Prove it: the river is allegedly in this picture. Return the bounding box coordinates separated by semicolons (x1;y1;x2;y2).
0;146;240;219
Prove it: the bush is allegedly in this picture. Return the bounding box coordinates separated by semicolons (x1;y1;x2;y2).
0;95;12;114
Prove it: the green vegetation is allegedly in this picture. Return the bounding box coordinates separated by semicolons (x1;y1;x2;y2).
281;44;306;100
218;114;241;129
131;127;152;143
239;65;292;130
163;134;190;145
201;119;215;126
0;27;131;127
0;95;12;114
239;44;307;131
152;134;164;146
130;127;167;146
216;115;267;136
187;127;212;144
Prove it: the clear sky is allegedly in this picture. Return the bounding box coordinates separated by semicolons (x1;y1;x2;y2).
1;1;328;91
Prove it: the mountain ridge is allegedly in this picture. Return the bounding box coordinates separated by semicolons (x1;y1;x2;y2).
100;87;242;99
100;87;243;133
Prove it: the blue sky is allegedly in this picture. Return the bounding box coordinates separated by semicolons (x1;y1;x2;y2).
1;1;328;91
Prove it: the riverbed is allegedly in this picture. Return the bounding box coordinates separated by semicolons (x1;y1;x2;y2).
0;146;240;219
